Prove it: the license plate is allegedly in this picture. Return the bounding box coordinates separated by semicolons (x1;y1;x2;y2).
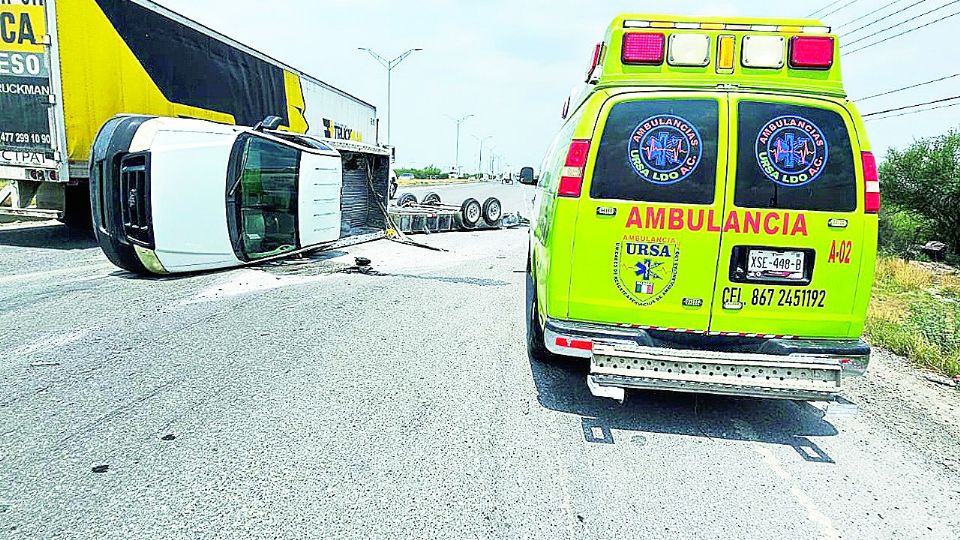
747;250;805;281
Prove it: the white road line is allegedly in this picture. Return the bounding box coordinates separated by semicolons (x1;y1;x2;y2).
733;420;842;540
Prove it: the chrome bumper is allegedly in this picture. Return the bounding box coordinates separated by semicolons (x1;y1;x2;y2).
544;318;869;402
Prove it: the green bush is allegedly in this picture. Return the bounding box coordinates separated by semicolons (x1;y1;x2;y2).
879;128;960;257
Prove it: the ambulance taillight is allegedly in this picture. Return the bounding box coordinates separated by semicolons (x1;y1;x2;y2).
862;152;880;214
558;139;591;198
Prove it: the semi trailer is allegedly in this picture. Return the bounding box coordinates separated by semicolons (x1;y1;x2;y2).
0;0;377;225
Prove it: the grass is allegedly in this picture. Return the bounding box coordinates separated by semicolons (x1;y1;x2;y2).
867;257;960;377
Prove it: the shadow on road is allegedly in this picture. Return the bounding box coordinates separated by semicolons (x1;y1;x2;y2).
524;272;837;464
0;223;97;250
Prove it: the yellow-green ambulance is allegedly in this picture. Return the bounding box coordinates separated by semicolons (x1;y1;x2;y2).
523;14;880;402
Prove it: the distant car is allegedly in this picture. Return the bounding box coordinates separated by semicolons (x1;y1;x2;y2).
399;173;416;180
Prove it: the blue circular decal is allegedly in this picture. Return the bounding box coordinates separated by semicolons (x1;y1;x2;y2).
627;114;703;185
755;115;829;188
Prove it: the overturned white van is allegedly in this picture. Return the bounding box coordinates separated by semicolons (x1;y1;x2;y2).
90;116;390;274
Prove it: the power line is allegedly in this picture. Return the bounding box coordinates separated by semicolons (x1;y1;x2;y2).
856;73;960;101
863;95;960;117
807;0;848;17
819;0;862;19
840;0;928;36
845;9;960;54
837;0;908;29
844;0;959;44
865;101;960;121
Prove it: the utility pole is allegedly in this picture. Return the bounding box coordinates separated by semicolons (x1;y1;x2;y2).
473;135;491;178
447;114;474;175
358;47;422;147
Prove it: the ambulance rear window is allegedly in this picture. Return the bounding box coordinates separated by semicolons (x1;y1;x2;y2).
735;102;856;212
591;99;719;204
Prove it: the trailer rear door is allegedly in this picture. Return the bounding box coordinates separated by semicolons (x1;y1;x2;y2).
0;2;62;178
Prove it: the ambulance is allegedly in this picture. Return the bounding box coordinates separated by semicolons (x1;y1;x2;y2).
523;14;879;402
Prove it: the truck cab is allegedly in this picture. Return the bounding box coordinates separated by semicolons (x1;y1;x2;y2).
525;14;879;402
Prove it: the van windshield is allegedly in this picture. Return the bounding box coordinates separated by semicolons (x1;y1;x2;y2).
591;99;720;204
735;101;857;212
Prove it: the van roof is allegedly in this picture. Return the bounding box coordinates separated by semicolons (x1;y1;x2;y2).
591;13;844;99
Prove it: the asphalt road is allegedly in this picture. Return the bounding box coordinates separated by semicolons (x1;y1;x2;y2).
1;223;958;539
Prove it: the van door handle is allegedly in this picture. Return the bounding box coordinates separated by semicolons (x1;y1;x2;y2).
596;207;616;216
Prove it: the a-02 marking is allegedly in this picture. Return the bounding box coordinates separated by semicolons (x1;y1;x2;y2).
751;287;826;308
828;240;852;264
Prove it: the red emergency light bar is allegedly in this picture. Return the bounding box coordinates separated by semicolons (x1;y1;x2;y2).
789;36;834;69
622;32;665;65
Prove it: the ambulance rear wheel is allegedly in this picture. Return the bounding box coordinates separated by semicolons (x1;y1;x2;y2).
526;271;554;362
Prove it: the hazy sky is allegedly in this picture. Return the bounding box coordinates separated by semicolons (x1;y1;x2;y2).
154;0;959;171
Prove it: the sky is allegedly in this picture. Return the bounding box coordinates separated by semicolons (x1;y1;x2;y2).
154;0;960;172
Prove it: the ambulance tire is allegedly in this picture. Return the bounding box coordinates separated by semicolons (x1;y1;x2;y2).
526;270;556;362
482;197;502;225
458;198;482;228
422;192;442;206
397;193;418;207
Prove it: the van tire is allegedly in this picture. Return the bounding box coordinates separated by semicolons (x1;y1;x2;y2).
526;270;555;362
482;197;502;225
460;198;482;227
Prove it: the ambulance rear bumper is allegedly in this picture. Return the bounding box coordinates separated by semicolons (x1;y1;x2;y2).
543;318;869;401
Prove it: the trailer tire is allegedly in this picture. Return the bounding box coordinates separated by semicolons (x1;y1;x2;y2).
397;193;418;207
457;198;482;229
482;197;502;225
422;192;442;206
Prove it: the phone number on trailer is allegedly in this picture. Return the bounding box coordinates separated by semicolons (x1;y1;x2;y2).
0;131;50;145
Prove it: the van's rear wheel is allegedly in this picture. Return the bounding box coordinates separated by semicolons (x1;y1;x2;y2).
526;270;554;362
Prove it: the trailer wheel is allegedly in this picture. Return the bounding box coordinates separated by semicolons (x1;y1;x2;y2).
422;192;442;206
457;198;482;229
482;197;502;225
396;193;418;207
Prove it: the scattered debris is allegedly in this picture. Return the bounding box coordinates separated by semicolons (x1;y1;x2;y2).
160;433;177;441
29;361;61;367
924;374;958;388
91;464;109;474
355;256;372;267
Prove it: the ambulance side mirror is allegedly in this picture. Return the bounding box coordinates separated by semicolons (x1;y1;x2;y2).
519;167;536;185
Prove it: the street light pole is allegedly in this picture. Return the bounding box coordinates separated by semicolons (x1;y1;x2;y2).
358;47;422;147
472;135;491;177
447;114;474;175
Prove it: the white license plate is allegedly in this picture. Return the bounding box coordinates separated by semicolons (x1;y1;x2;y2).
747;250;805;281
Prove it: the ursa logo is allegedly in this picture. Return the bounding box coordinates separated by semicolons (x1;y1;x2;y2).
613;240;680;306
755;115;828;188
628;114;702;186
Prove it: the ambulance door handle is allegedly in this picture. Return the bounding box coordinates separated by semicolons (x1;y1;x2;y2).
596;206;616;216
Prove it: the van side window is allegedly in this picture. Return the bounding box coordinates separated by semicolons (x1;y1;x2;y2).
591;99;719;204
735;102;856;212
235;136;300;259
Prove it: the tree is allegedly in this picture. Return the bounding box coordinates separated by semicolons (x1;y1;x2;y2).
879;128;960;255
